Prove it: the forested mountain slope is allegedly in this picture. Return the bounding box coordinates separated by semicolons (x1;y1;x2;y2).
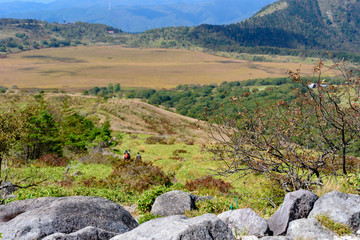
188;0;360;52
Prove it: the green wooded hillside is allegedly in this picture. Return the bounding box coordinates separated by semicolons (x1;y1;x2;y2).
0;18;124;54
190;0;360;52
130;0;360;62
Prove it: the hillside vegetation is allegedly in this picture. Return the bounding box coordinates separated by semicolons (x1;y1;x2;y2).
131;0;360;62
0;18;123;54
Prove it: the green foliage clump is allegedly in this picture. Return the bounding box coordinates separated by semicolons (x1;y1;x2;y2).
137;183;184;214
61;114;111;152
137;185;169;213
316;214;352;236
6;184;130;205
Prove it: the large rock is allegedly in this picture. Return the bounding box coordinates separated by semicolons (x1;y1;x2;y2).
260;237;292;240
308;191;360;231
43;226;118;240
268;189;318;236
218;208;270;237
286;218;336;240
151;190;196;216
0;196;138;240
111;213;236;240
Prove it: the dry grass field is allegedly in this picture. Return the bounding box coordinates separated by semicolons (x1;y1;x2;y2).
0;46;336;90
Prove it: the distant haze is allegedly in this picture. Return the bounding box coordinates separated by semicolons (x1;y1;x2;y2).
0;0;276;32
0;0;54;2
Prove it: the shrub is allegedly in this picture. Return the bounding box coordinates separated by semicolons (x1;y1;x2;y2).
173;149;187;155
145;136;175;145
316;214;352;236
185;176;233;194
137;185;169;213
107;158;171;193
37;154;67;167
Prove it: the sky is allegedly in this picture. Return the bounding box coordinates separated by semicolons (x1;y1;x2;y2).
0;0;54;2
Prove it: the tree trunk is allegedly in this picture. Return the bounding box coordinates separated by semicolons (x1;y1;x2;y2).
342;146;347;175
0;154;2;178
342;129;347;175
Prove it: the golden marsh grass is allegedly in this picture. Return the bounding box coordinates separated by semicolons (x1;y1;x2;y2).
0;46;336;90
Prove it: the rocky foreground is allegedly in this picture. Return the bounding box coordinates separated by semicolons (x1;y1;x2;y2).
1;190;360;240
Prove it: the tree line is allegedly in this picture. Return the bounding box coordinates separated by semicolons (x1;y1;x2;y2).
0;94;111;176
0;18;123;54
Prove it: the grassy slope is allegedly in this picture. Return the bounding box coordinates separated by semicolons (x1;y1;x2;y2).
3;92;359;219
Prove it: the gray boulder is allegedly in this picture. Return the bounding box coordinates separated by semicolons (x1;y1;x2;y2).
308;191;360;231
111;213;236;240
268;189;318;236
286;218;336;240
151;190;196;216
260;237;292;240
43;226;118;240
241;236;259;240
218;208;270;237
0;196;138;240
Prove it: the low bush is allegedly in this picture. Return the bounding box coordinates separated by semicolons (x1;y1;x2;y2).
137;185;169;213
137;183;185;214
185;176;233;194
107;158;171;193
145;136;175;145
37;154;68;167
173;149;187;155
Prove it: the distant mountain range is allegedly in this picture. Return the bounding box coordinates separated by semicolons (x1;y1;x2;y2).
185;0;360;53
0;0;276;32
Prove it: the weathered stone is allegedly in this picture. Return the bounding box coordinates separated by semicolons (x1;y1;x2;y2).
268;189;318;236
260;237;292;240
286;218;336;240
111;213;236;240
218;208;270;237
308;191;360;231
334;235;360;240
241;236;259;240
0;196;138;240
151;190;195;216
43;226;118;240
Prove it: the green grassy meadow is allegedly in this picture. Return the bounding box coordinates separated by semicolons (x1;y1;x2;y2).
0;46;357;224
2;91;359;222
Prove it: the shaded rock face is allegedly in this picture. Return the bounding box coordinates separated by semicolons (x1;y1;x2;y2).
151;190;196;216
308;191;360;231
268;189;318;236
286;218;336;240
111;213;236;240
0;196;138;240
43;226;118;240
218;208;271;237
